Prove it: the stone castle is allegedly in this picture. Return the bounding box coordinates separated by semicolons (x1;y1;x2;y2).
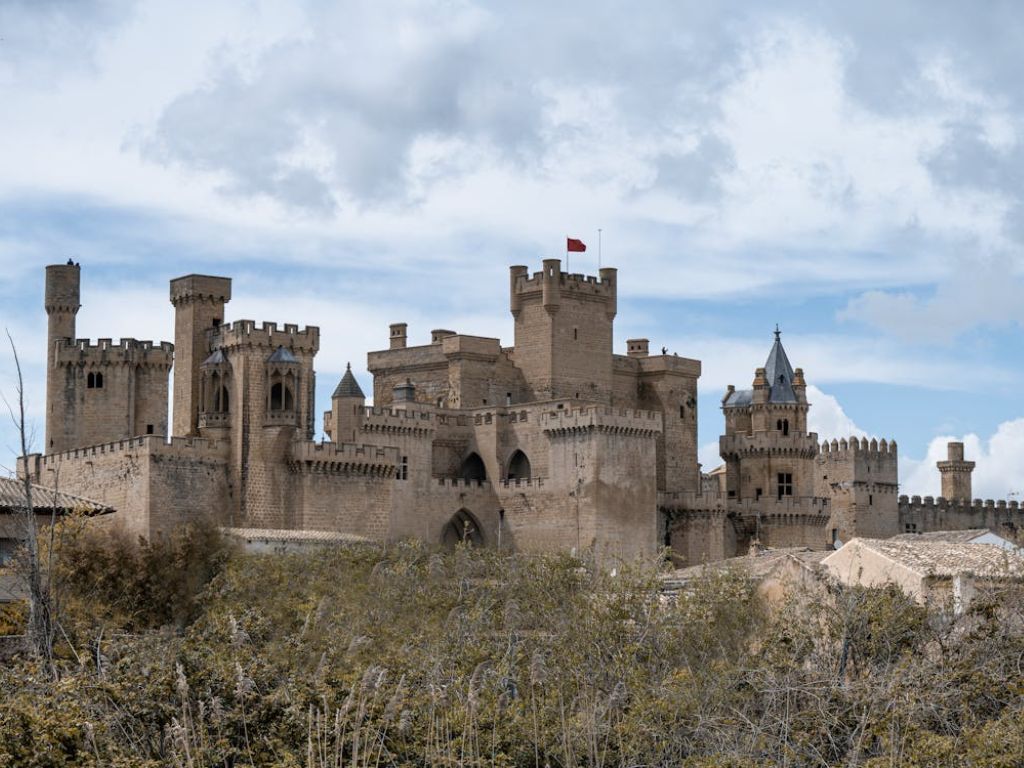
18;259;1024;562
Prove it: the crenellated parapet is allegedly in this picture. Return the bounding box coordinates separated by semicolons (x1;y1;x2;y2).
720;432;820;459
510;263;617;314
819;436;897;455
210;320;320;353
54;338;174;370
33;435;229;472
541;405;663;437
288;441;398;477
361;406;435;437
898;494;1024;536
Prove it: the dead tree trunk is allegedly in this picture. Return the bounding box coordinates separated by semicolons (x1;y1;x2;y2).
5;330;54;668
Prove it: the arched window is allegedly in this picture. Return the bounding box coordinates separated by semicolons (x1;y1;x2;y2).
270;381;294;411
776;418;789;436
507;450;531;481
459;452;487;482
442;509;484;547
214;385;230;413
87;372;95;389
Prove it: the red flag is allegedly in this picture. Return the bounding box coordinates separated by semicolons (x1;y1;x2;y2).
567;237;587;252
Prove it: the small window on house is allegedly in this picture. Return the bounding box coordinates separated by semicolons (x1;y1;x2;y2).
756;488;762;500
506;392;512;405
869;494;873;506
679;405;685;418
146;424;154;434
96;372;103;388
400;456;408;480
777;472;793;499
482;398;488;405
212;318;220;327
87;372;94;389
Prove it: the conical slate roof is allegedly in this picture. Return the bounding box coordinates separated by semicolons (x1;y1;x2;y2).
333;363;365;399
763;327;796;403
201;349;228;367
267;345;298;364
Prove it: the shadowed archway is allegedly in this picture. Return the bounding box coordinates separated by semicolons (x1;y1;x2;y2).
459;452;487;482
506;449;531;481
442;508;484;547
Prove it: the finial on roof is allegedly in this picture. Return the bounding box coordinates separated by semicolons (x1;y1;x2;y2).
346;362;351;371
774;324;781;340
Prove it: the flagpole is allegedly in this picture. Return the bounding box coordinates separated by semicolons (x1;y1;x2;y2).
598;228;602;270
565;234;569;272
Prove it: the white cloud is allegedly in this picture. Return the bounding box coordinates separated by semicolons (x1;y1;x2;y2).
839;253;1024;343
901;419;1024;500
806;385;867;441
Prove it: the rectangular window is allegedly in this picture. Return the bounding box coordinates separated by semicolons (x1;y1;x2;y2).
400;456;408;481
755;488;762;500
0;538;18;566
777;472;793;499
869;494;873;506
146;424;154;435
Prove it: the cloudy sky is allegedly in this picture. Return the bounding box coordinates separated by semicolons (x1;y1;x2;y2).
1;0;1023;498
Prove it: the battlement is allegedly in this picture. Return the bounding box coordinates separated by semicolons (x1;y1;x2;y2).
720;432;820;458
819;436;897;457
38;435;229;468
899;495;1021;512
54;337;174;367
540;405;662;436
499;477;546;489
210;320;320;352
361;406;436;436
513;270;615;296
434;477;492;490
289;441;399;475
659;490;830;519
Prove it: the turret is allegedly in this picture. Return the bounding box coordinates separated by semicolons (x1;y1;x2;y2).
170;274;232;437
626;338;649;358
389;322;408;350
44;261;80;452
937;441;975;502
329;363;366;442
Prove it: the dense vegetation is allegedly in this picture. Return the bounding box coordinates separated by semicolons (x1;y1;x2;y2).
1;524;1023;767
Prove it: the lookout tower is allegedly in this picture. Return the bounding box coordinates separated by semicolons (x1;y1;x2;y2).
938;441;975;502
509;259;618;402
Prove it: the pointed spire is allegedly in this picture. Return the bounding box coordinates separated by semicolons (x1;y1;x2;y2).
763;327;796;403
332;362;365;399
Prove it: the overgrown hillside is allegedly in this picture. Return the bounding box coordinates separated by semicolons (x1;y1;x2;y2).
2;526;1023;767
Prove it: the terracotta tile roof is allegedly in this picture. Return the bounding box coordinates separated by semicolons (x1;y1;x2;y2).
661;547;829;590
892;529;991;543
0;477;112;516
849;537;1024;579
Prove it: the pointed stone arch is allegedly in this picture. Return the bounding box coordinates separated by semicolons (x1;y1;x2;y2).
442;508;484;547
506;449;531;481
459;452;487;482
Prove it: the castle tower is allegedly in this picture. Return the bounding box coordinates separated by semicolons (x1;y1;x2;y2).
209;321;318;526
170;275;232;437
938;441;975;502
44;263;173;454
509;260;617;402
720;329;825;550
44;262;81;453
720;329;816;502
330;363;366;443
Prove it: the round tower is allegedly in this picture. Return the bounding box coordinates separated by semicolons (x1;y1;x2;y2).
44;262;81;453
937;441;975;502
